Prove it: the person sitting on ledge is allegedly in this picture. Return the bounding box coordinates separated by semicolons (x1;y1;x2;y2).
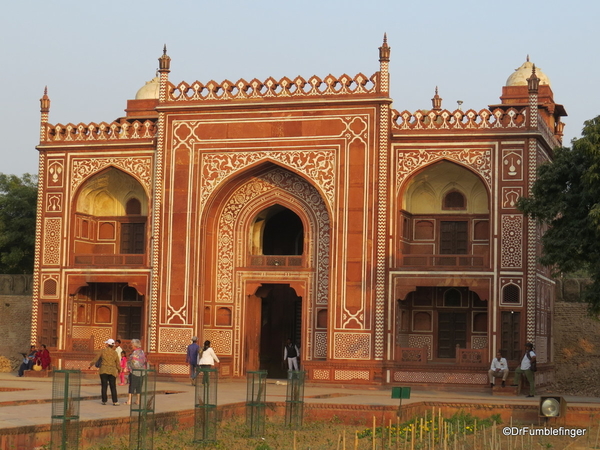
488;350;508;388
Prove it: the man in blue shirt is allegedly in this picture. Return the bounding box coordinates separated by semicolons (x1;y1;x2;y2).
186;336;200;385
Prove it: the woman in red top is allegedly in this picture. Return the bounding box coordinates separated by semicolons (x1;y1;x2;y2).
36;344;51;369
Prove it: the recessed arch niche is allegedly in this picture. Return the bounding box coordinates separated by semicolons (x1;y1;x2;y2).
251;204;304;255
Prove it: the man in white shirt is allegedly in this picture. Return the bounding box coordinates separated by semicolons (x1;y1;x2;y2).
114;339;123;359
488;351;508;387
512;342;536;397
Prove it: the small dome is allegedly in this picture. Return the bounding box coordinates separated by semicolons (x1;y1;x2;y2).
135;77;160;100
506;59;551;87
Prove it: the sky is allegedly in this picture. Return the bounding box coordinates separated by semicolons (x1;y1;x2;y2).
1;0;598;176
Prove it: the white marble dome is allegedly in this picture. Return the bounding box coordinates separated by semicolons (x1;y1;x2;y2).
506;59;551;87
135;77;160;100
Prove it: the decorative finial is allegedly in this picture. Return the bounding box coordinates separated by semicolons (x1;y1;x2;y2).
527;64;540;91
379;33;390;62
431;86;442;110
40;86;50;113
158;44;171;72
527;54;530;62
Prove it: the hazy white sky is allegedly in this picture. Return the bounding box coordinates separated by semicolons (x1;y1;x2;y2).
1;0;598;176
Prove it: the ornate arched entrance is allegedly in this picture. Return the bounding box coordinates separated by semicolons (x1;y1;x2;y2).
203;166;331;377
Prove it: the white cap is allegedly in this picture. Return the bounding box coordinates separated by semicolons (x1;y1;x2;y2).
105;339;115;345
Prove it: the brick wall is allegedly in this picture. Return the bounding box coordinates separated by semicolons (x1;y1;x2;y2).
0;275;33;367
553;300;600;395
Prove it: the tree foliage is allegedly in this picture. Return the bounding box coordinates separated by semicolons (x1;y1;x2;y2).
0;173;38;274
518;116;600;313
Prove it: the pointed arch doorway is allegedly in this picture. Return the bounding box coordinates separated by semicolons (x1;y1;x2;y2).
246;284;302;379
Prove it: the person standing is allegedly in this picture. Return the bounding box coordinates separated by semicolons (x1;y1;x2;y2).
488;351;509;387
186;336;200;385
89;339;121;406
126;339;147;406
283;339;299;371
119;351;128;386
198;340;219;368
512;342;536;397
114;339;123;359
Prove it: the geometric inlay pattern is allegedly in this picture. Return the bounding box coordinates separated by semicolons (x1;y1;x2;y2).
393;371;487;384
333;333;370;359
501;215;523;268
158;364;189;375
72;326;93;339
334;370;370;381
312;369;331;380
64;360;91;370
202;329;233;355
314;331;327;358
87;327;113;350
42;218;61;265
471;336;488;350
408;334;433;360
158;328;194;354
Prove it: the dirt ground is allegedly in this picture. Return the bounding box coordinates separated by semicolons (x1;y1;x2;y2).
552;302;600;397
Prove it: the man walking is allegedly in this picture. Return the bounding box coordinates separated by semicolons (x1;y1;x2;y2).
186;336;200;385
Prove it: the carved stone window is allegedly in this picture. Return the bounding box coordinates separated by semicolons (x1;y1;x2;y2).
443;190;466;210
502;284;520;304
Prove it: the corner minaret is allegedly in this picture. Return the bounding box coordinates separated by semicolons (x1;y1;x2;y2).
527;64;540;128
39;86;50;142
378;33;390;95
431;86;442;111
158;45;171;103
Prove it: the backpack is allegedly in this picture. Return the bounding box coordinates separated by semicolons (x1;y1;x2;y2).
526;351;537;372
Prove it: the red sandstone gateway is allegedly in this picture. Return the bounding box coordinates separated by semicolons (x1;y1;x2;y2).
32;39;565;388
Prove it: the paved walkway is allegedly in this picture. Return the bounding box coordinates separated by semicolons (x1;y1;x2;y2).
0;372;599;430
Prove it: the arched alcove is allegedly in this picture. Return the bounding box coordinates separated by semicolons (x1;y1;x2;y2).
73;168;149;259
251;205;304;255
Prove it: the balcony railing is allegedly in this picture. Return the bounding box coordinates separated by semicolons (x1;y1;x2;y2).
247;255;305;268
401;254;487;268
397;347;487;366
73;254;146;266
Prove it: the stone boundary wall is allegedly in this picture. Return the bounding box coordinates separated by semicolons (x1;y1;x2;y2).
555;277;591;302
0;275;33;366
1;401;597;449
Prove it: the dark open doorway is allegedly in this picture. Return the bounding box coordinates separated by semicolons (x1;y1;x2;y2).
254;284;302;379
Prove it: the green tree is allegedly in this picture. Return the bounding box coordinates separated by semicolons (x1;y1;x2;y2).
0;173;38;273
518;115;600;313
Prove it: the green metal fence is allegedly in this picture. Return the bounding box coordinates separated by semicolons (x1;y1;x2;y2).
246;370;267;437
285;370;305;428
50;369;81;450
193;367;218;443
129;367;156;450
